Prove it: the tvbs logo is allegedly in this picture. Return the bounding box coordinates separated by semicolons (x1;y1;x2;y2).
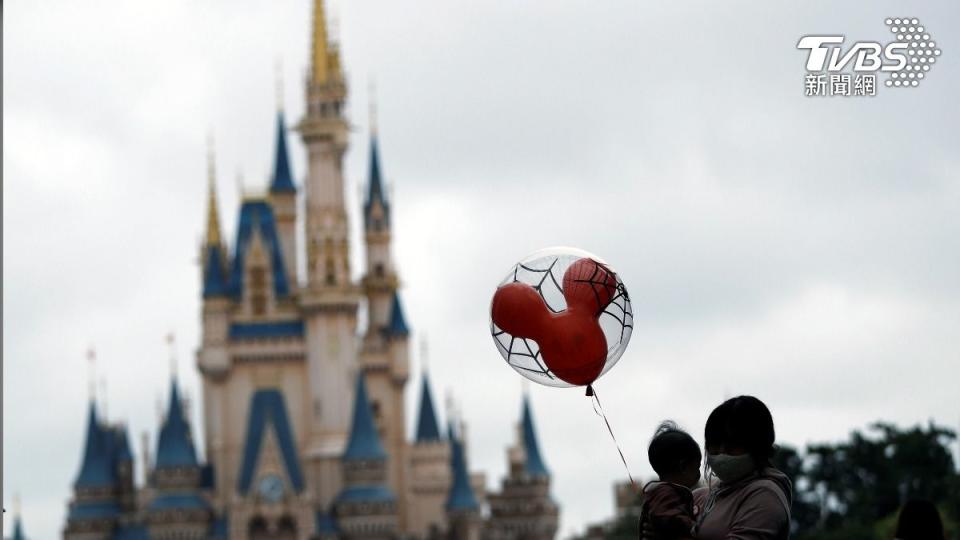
797;18;941;96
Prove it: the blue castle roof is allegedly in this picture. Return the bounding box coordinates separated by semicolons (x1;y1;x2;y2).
74;401;116;489
227;200;290;300
415;373;442;442
385;292;410;338
155;379;198;469
114;425;133;463
237;389;305;494
363;135;390;229
445;422;479;512
203;244;229;298
270;112;296;194
343;373;387;461
522;396;549;477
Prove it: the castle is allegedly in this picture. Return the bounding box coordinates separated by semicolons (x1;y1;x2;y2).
58;1;560;539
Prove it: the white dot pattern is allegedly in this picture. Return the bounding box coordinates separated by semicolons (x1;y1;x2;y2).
885;17;940;88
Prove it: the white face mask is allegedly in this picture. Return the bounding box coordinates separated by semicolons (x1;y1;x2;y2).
707;453;755;483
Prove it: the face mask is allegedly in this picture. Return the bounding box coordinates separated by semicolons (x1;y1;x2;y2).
707;453;755;483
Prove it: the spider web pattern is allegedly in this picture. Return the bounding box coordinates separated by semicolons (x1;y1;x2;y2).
490;256;634;386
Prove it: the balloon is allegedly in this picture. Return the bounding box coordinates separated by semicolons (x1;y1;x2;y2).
489;247;634;388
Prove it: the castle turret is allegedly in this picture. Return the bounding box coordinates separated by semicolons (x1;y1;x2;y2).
362;132;398;333
445;422;481;540
295;1;361;503
198;145;231;381
408;373;451;537
64;401;121;539
485;396;559;540
357;120;412;530
146;378;211;539
298;0;352;291
334;373;398;539
269;110;298;287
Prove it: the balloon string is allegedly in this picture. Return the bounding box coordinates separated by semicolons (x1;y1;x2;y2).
588;385;637;491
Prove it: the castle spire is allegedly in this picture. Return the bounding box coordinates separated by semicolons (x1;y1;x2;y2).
155;377;198;468
205;135;222;246
74;400;114;488
445;422;479;511
269;111;296;194
343;372;387;461
363;133;390;231
522;395;549;477
415;372;441;443
311;0;341;86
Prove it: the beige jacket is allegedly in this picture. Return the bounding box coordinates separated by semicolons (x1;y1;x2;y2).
692;467;792;540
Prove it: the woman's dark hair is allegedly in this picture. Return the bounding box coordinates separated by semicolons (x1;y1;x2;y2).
894;499;945;540
704;395;775;466
648;421;701;477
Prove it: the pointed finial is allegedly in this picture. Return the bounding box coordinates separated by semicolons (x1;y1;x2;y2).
86;347;97;401
166;332;177;378
275;57;285;113
369;79;378;135
312;0;331;85
205;134;222;246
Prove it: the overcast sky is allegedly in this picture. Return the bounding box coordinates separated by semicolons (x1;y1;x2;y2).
4;0;960;538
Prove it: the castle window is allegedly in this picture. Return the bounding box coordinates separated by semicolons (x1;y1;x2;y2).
250;266;267;316
374;263;384;277
325;258;336;285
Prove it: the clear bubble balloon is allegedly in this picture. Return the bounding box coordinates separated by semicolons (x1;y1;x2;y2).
489;247;634;389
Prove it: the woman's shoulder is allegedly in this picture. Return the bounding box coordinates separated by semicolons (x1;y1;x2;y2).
739;475;792;516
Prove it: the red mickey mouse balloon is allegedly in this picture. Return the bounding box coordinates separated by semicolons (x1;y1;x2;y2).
489;247;634;389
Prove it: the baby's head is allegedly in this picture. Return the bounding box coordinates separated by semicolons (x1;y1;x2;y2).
648;421;702;488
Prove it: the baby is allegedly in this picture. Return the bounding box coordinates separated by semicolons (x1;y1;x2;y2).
639;421;702;539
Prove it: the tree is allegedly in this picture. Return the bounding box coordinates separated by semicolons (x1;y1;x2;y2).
798;421;958;539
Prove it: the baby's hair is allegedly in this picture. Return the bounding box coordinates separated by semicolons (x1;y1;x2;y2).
648;421;702;478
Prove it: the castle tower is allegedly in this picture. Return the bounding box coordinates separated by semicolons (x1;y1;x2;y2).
145;378;211;539
486;396;559;540
358;129;412;529
407;373;451;538
333;373;399;539
298;0;351;290
444;422;481;540
296;0;362;505
269;111;298;286
362;130;397;330
64;402;120;539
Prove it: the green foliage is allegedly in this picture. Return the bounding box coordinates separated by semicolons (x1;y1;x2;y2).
783;420;959;540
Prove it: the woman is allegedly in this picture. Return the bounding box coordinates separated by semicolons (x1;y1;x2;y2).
643;395;792;539
694;395;792;539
